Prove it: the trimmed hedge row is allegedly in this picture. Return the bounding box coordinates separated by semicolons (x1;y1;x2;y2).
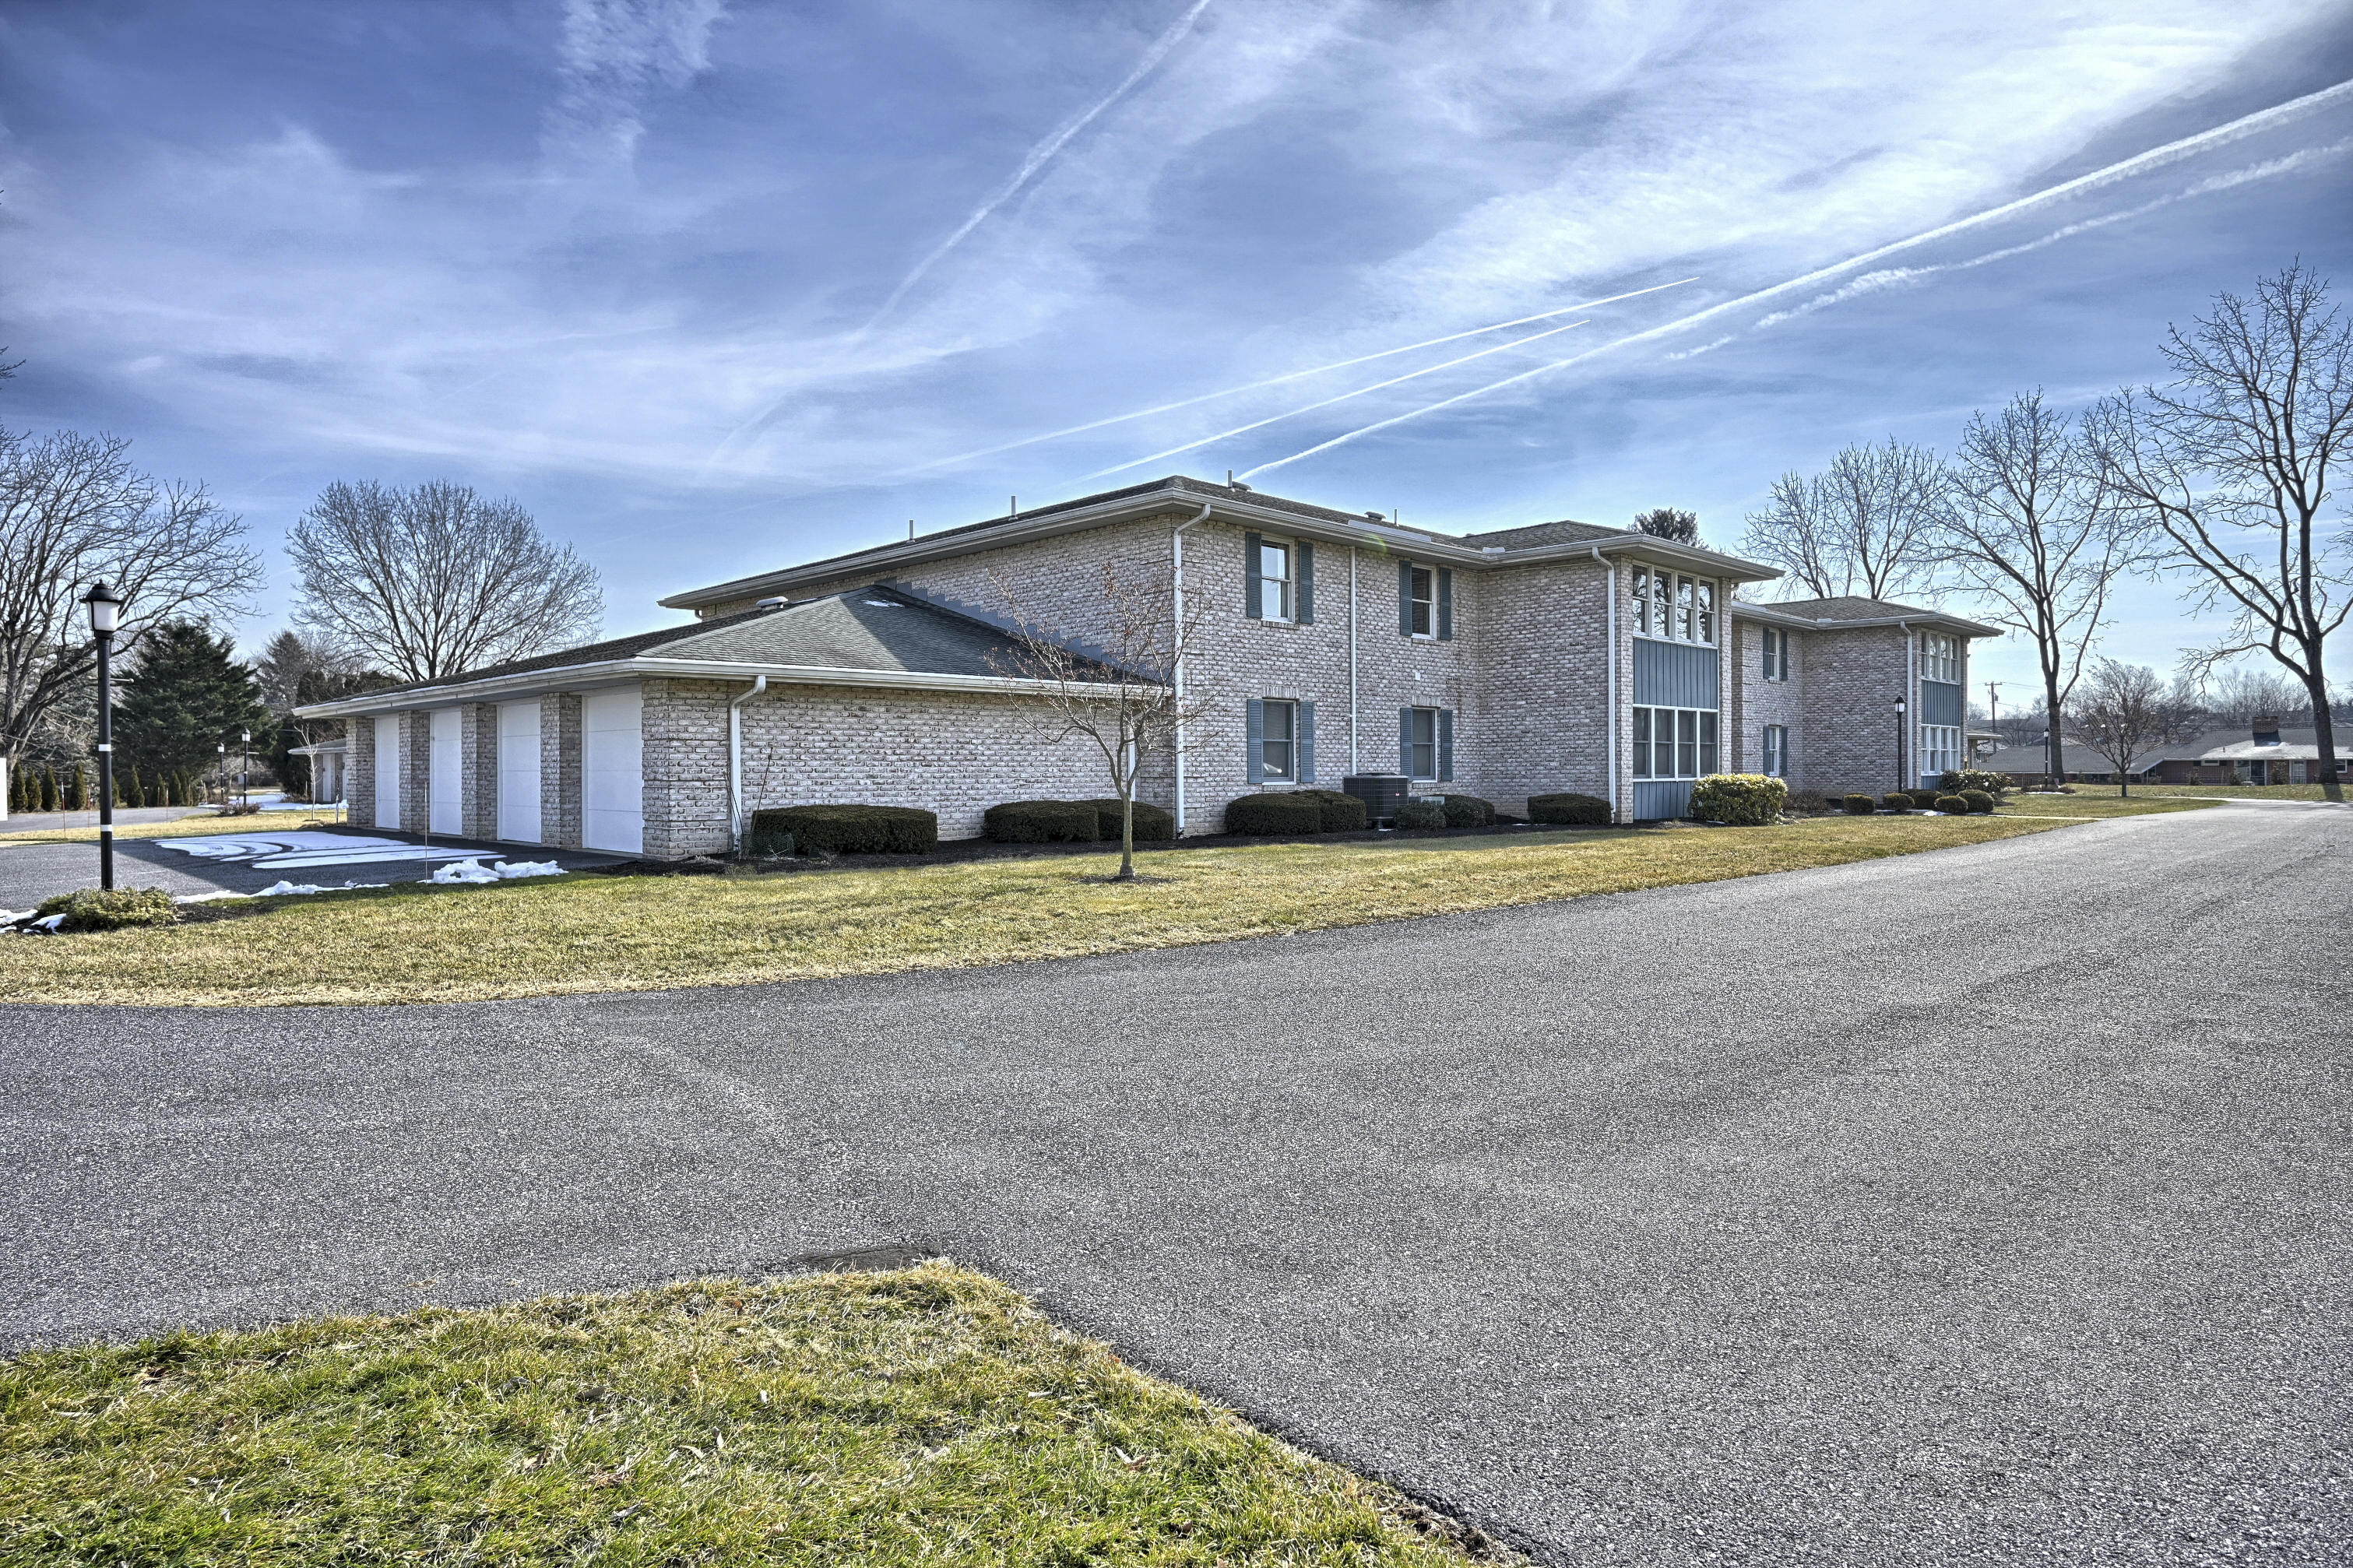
983;799;1179;843
1690;773;1788;826
1528;793;1612;826
747;804;937;855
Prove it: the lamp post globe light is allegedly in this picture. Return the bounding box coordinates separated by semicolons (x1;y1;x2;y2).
79;580;125;891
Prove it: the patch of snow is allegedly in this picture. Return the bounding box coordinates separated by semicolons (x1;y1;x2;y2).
429;859;566;885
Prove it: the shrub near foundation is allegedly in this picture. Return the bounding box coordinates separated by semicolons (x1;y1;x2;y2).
1843;793;1879;815
748;805;937;856
1528;792;1613;826
983;800;1100;844
1222;793;1324;835
1392;797;1447;831
1295;789;1370;832
1080;799;1175;842
1439;793;1496;828
1933;794;1971;814
1961;789;1996;814
1883;792;1921;811
1690;773;1788;826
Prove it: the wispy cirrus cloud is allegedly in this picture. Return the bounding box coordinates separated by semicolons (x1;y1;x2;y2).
544;0;730;167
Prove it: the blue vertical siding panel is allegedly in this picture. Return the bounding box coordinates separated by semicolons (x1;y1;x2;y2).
1633;780;1694;819
1920;679;1963;727
1631;639;1721;708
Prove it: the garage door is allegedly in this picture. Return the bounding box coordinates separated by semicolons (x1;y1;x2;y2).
581;686;643;856
498;700;542;843
374;714;401;829
428;708;462;837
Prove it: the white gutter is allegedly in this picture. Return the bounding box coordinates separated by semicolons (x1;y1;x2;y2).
292;656;1137;720
1170;501;1214;836
1594;545;1618;823
728;674;768;854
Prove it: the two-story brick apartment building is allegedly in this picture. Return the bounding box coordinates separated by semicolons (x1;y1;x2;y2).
296;475;1995;854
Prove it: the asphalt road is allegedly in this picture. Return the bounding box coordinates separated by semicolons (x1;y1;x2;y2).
4;801;2347;1564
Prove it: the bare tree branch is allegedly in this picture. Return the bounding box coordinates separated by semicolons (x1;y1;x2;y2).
1741;438;1947;600
288;480;603;683
2087;261;2353;800
2073;658;2165;796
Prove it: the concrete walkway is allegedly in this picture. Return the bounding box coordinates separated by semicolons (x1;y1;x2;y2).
2;801;2346;1563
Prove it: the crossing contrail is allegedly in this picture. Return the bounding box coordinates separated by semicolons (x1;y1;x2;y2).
1080;316;1592;480
908;277;1693;474
1239;75;2353;480
866;0;1212;331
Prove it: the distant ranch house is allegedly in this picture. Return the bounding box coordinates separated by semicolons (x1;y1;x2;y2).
296;474;1999;856
1985;719;2350;786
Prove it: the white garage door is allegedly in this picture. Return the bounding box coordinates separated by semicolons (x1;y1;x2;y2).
374;714;401;829
581;686;643;856
498;700;542;843
428;708;462;837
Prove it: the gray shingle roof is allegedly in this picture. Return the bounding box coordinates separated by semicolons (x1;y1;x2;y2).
1456;518;1625;549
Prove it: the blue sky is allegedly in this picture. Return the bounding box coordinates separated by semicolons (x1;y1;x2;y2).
2;0;2348;703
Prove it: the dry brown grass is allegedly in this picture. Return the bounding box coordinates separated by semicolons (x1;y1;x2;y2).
0;816;2077;1008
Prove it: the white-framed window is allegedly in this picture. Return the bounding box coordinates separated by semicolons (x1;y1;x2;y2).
1921;725;1961;778
1408;566;1433;637
1922;632;1960;683
1405;706;1438;779
1631;707;1718;779
1631;567;1717;646
1260;698;1297;782
1763;724;1788;777
1259;540;1294;621
1761;628;1791;681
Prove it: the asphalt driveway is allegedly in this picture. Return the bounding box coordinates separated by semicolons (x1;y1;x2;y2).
3;801;2347;1564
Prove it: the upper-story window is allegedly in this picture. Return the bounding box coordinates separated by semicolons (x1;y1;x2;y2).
1922;631;1959;683
1761;628;1792;681
1259;540;1294;621
1631;567;1716;645
1409;566;1433;636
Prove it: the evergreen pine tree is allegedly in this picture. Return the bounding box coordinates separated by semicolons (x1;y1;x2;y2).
41;765;60;811
117;622;271;792
126;765;146;810
65;765;88;810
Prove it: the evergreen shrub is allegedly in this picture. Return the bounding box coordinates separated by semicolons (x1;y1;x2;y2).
1690;773;1788;826
983;800;1100;844
1939;768;2014;798
1393;797;1447;830
1961;789;1996;814
1082;799;1176;842
1842;793;1878;815
747;804;937;855
1933;794;1970;814
33;887;178;932
1439;793;1496;828
1883;792;1920;811
1294;789;1369;832
1222;793;1323;835
1527;792;1612;825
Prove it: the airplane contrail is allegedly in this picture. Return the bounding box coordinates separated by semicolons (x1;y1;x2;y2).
1240;76;2353;480
906;278;1695;473
866;0;1212;331
1080;317;1592;480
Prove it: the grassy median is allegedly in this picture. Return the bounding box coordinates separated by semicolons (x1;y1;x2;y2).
0;1263;1492;1566
0;810;350;846
0;810;2200;1008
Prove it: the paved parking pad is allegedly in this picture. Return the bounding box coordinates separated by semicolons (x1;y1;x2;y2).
2;802;2347;1564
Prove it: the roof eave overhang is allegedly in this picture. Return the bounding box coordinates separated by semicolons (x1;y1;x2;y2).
659;485;1784;608
292;657;1148;719
1731;603;2003;638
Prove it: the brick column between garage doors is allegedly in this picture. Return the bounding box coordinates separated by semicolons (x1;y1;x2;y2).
460;703;499;841
540;693;582;848
346;717;377;829
399;711;431;835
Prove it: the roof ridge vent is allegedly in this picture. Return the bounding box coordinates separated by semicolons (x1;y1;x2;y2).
755;596;789;610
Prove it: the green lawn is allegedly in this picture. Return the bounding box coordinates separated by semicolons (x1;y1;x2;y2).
0;810;347;846
2;814;2108;1007
0;1264;1493;1566
2053;782;2344;802
1989;794;2219;819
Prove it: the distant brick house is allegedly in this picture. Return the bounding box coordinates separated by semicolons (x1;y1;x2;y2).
294;475;1996;854
1988;719;2350;786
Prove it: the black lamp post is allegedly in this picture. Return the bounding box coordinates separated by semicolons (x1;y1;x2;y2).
216;742;226;808
81;580;125;891
1894;697;1909;793
240;729;251;810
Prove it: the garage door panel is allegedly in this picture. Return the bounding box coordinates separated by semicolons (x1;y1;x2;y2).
427;708;462;837
580;687;642;856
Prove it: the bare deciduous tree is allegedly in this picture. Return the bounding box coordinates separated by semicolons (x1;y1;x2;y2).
2073;658;2165;796
989;561;1214;881
1741;438;1947;600
0;427;261;817
2087;262;2351;802
1936;390;2125;789
288;480;603;683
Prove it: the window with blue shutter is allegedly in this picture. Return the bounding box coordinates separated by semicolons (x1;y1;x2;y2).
1397;561;1413;636
1438;708;1454;781
1246;698;1264;783
1243;533;1264;620
1296;542;1314;624
1398;707;1414;775
1299;701;1316;782
1437;568;1453;641
1402;708;1439;779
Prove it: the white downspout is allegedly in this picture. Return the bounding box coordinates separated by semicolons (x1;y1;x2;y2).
1349;545;1359;775
1594;546;1617;824
1171;503;1213;836
729;675;768;854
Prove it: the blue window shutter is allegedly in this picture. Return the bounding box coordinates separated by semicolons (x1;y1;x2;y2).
1399;707;1413;773
1438;708;1454;782
1398;561;1412;636
1296;542;1314;624
1299;701;1316;783
1243;533;1263;620
1245;699;1264;784
1437;568;1453;641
